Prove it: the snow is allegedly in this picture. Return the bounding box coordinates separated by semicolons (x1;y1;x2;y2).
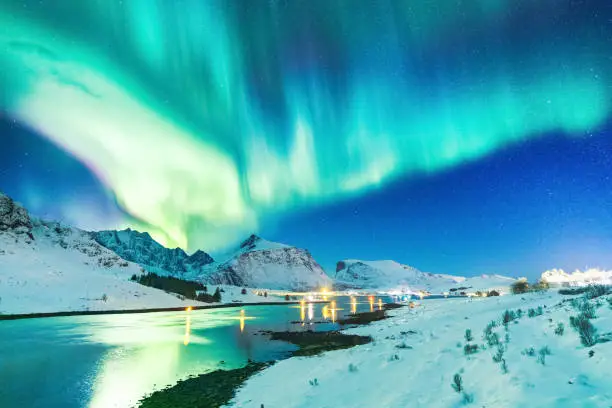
0;221;297;315
542;268;612;286
334;259;515;294
228;291;612;407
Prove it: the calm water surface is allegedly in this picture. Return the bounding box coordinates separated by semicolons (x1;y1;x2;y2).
0;296;387;408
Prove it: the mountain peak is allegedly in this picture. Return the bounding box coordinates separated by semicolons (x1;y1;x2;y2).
0;193;32;233
239;234;261;250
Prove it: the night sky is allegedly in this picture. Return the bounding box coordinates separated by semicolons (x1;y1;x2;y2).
1;0;612;278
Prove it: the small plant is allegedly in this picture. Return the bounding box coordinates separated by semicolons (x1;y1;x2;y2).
588;350;595;358
465;329;473;342
522;347;536;357
451;373;463;393
585;285;611;300
348;363;358;372
570;314;598;347
554;322;565;336
504;331;510;344
464;344;479;355
388;354;400;361
537;346;551;365
577;300;596;319
308;378;319;386
285;294;291;301
396;342;413;349
241;288;247;295
500;358;508;374
516;309;523;319
492;345;505;363
101;293;108;302
487;290;500;297
502;310;517;326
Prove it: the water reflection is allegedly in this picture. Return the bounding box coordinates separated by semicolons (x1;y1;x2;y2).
0;296;394;408
184;308;192;346
378;298;383;311
369;296;375;312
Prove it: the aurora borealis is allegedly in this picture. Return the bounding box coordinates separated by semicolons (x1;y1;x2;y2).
2;0;612;276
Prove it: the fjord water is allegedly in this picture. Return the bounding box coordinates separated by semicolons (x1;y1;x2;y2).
0;296;384;408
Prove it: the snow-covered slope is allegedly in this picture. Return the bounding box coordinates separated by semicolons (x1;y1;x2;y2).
0;193;200;314
334;259;515;293
542;268;612;286
93;228;214;278
205;235;331;291
230;291;612;407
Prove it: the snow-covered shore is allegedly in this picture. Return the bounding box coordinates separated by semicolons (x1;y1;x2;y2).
228;292;612;407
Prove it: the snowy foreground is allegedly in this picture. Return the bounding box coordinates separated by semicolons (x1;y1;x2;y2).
228;292;612;407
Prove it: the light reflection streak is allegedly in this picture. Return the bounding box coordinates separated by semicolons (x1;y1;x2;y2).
350;297;357;314
307;303;314;322
239;309;245;333
184;308;192;346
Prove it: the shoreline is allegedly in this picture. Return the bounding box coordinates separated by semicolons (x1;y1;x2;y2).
0;300;328;321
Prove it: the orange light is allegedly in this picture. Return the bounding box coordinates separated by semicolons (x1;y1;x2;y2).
186;306;193;312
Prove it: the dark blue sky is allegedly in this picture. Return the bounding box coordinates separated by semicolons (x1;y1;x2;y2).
267;125;612;277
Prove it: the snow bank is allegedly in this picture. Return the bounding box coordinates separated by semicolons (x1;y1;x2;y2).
229;292;612;407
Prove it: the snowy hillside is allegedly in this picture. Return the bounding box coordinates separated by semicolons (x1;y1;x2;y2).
230;290;612;407
334;259;515;293
93;228;214;278
206;234;331;291
0;193;203;314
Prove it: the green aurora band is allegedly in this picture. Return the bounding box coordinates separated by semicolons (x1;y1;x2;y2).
1;0;610;250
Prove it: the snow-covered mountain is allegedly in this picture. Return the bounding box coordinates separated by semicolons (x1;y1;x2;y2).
206;234;331;291
334;259;515;293
93;229;214;278
541;268;612;286
0;193;200;314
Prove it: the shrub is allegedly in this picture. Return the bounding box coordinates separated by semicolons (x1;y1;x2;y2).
502;310;517;325
570;314;598;347
516;309;523;319
241;288;247;295
451;374;463;393
492;345;505;363
554;322;565;336
577;300;596;319
537;346;551;365
487;290;500;297
500;358;508;374
264;291;268;298
485;332;500;347
348;363;358;372
559;287;588;296
522;347;536;357
285;294;291;301
511;280;529;294
464;344;479;355
465;329;473;342
585;285;611;300
101;293;108;302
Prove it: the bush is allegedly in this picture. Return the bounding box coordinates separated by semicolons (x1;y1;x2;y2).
585;285;611;300
451;374;463;393
559;287;588;296
465;329;473;342
464;344;479;355
492;345;505;363
577;300;596;319
285;294;291;301
527;307;543;318
241;288;247;295
487;290;500;297
502;310;517;325
101;293;108;302
554;322;565;336
537;346;551;365
511;280;529;294
522;347;536;357
570;314;598;347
